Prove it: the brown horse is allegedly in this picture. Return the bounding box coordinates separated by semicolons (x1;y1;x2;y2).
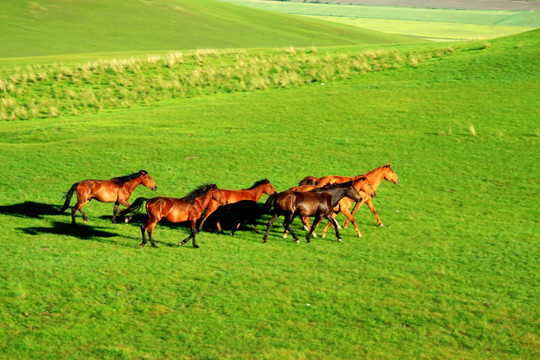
317;164;400;232
262;181;364;243
197;179;276;232
60;170;157;224
122;184;227;248
284;176;377;238
297;176;319;186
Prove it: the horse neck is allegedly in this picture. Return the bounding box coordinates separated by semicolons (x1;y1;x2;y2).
194;190;215;210
122;176;143;192
327;186;350;207
233;185;265;202
249;184;267;201
365;167;387;191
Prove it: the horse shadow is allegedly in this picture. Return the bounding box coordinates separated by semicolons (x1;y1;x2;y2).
0;201;61;219
19;221;122;243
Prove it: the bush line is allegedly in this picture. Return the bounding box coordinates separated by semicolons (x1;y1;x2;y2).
0;46;461;121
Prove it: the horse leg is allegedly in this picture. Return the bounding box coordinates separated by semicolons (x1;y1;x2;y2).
113;202;119;224
179;220;200;247
321;213;338;238
326;215;343;242
263;213;279;243
301;216;317;238
216;220;226;235
345;200;369;227
71;199;89;225
283;214;300;243
365;199;383;226
198;201;219;231
190;220;200;248
140;224;148;247
117;199;131;223
341;208;363;238
141;215;159;248
306;215;324;243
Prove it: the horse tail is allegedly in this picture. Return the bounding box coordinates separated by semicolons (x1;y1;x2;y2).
262;192;277;214
60;182;80;212
121;197;148;216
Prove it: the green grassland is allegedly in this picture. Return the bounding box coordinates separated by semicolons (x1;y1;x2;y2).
1;0;539;358
221;0;540;40
0;0;417;58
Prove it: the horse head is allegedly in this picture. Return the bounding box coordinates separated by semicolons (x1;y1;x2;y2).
344;181;363;202
140;170;158;191
212;187;228;206
264;180;277;195
353;177;376;198
384;164;400;184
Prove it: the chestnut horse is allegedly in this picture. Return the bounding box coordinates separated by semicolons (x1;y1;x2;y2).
284;176;377;238
262;181;363;244
197;179;276;232
60;170;157;224
317;164;400;232
121;184;227;248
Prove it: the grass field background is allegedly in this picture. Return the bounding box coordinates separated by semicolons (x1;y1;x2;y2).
0;0;419;58
221;0;540;40
0;0;539;358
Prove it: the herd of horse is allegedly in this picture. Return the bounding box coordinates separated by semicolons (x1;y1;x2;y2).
60;164;400;248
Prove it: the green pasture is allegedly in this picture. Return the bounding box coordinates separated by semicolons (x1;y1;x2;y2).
221;0;540;40
0;0;414;58
1;25;539;359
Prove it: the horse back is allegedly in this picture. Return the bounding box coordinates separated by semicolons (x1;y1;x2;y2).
77;179;120;202
276;191;331;217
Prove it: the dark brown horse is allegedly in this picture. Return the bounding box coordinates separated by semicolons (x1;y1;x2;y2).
60;170;157;224
198;179;276;232
283;176;376;238
262;181;363;243
122;184;227;248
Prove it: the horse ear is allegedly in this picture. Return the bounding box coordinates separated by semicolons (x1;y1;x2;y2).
386;163;391;167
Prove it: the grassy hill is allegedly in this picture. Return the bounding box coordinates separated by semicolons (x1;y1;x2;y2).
0;26;538;358
222;0;540;40
0;0;419;58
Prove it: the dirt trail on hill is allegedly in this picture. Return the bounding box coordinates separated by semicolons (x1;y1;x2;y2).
287;0;540;11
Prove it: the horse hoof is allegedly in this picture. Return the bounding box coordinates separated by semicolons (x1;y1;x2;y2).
193;245;200;249
295;240;300;243
338;238;342;242
139;244;145;248
379;224;384;227
151;245;159;248
358;234;363;238
178;243;184;247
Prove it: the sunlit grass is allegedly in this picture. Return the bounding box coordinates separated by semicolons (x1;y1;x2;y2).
311;16;535;40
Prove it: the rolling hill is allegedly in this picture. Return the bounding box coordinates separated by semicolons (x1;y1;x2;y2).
0;0;420;58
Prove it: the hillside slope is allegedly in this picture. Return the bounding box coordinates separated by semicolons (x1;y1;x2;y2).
0;0;419;58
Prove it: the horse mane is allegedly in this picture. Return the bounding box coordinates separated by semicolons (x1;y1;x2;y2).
248;179;269;189
311;181;353;192
183;184;217;203
110;170;147;185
